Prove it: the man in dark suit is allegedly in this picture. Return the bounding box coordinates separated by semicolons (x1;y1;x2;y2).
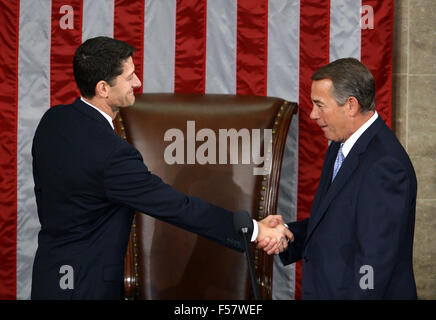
260;58;417;299
31;36;291;299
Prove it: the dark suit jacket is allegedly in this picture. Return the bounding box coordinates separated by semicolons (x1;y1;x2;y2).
280;116;417;299
31;98;245;300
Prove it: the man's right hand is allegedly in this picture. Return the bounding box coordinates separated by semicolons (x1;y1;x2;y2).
256;215;294;255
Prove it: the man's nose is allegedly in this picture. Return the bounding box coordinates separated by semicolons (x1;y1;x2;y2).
133;73;141;88
309;105;318;120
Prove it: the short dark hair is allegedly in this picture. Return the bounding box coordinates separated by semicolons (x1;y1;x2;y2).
311;58;376;112
73;36;135;98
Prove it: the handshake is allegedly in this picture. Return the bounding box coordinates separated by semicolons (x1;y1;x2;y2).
255;215;294;255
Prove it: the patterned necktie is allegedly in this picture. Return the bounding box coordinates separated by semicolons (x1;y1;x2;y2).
332;143;344;182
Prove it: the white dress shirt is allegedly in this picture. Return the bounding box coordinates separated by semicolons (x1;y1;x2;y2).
341;111;378;158
80;97;114;130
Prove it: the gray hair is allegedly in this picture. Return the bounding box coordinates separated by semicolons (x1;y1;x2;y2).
311;58;376;112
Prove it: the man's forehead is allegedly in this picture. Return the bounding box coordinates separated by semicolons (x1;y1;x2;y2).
311;79;334;98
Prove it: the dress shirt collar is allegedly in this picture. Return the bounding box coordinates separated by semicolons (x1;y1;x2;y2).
80;97;114;130
341;111;378;158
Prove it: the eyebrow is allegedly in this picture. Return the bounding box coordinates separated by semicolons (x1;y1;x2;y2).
312;98;324;105
126;70;135;78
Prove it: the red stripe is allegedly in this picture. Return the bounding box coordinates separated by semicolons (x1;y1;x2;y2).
0;0;19;300
174;0;207;94
296;0;331;300
50;1;82;107
236;0;268;96
114;0;145;94
361;0;394;128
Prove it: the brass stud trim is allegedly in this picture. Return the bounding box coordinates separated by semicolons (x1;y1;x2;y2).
116;113;139;298
253;99;289;298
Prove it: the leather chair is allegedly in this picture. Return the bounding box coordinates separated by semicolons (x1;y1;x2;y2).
114;94;297;299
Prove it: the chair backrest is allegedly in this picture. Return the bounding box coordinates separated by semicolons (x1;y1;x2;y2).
115;93;297;299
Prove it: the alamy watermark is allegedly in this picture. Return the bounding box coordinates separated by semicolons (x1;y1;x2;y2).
163;121;272;176
58;4;375;31
359;265;374;290
59;5;74;30
361;5;375;30
59;264;74;290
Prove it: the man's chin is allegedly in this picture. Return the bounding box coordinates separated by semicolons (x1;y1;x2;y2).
127;96;135;107
323;132;332;141
322;130;339;142
324;134;339;143
116;101;135;109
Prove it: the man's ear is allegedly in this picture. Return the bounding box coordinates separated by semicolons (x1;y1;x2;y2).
347;96;360;117
95;80;110;98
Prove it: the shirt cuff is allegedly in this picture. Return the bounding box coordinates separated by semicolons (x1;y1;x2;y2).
251;220;258;242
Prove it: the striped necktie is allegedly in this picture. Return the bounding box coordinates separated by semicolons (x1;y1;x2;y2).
332;143;344;182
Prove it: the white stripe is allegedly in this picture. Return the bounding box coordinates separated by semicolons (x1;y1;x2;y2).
82;0;114;41
142;0;177;93
330;0;362;61
267;0;299;102
267;0;300;300
205;0;237;94
17;0;51;300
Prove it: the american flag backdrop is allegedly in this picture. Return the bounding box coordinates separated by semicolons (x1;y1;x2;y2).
0;0;393;300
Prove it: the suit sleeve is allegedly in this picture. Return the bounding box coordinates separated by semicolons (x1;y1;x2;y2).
279;218;309;265
103;142;244;252
352;156;413;299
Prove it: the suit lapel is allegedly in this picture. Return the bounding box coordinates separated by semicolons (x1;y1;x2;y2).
304;116;385;246
310;142;338;214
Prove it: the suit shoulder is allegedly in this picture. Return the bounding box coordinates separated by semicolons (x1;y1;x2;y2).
34;104;73;137
37;103;75;125
369;124;408;158
34;101;126;157
365;127;416;179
